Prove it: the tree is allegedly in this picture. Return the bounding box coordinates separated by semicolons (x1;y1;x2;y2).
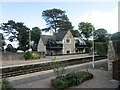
0;33;6;51
31;27;41;51
70;30;80;37
93;29;109;56
111;32;120;41
6;44;16;52
0;20;29;51
78;22;95;40
94;28;109;42
42;8;73;33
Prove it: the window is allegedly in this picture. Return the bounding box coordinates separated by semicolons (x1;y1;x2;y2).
66;39;70;44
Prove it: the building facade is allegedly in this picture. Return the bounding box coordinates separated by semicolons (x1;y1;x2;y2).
37;30;87;55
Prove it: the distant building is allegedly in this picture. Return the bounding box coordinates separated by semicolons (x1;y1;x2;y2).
37;30;87;55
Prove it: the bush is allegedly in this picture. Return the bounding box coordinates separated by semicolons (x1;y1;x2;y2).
95;42;108;56
1;79;15;90
24;52;32;60
31;53;40;59
24;52;41;60
51;71;93;88
51;57;66;77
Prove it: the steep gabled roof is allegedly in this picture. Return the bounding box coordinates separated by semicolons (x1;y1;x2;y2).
41;35;53;45
41;30;68;45
53;31;68;41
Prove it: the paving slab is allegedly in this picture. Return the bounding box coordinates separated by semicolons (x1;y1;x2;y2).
12;69;119;89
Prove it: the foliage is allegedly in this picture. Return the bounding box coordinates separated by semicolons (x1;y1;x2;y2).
70;30;80;37
95;42;108;56
6;44;16;52
111;32;120;41
0;79;15;90
42;8;73;33
24;52;40;60
51;71;93;88
31;53;40;59
49;50;56;55
24;52;32;60
85;40;92;53
0;33;6;51
94;28;109;42
51;57;66;77
0;20;29;51
31;27;41;51
78;22;95;40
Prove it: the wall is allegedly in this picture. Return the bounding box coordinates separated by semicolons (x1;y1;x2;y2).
62;30;75;54
1;52;44;60
37;38;46;53
1;52;24;60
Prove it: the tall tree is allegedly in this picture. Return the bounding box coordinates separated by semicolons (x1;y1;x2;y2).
70;30;80;37
94;28;109;42
0;20;29;51
0;33;6;51
78;22;95;40
42;8;73;33
31;27;41;51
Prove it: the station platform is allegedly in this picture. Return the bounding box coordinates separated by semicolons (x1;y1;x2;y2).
1;54;94;68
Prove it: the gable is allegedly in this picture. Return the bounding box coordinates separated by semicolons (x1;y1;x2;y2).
37;38;46;52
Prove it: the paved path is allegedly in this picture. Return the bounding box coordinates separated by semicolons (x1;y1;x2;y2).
12;69;119;89
8;59;119;88
1;54;94;68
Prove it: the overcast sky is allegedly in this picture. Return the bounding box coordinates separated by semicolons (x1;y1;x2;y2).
0;0;119;47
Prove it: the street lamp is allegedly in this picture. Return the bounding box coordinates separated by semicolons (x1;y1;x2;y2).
92;27;95;68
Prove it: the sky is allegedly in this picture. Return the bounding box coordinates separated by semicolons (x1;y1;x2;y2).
0;0;119;47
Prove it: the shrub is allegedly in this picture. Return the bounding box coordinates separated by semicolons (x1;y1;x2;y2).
51;57;66;77
24;52;41;60
31;53;40;59
51;71;93;88
95;42;108;56
1;79;15;90
24;52;32;60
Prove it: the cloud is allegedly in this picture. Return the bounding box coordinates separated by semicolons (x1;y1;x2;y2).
73;7;118;34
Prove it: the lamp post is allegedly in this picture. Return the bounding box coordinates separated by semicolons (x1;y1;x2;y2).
92;27;95;68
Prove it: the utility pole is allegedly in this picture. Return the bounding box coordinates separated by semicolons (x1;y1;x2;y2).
28;29;32;52
92;27;95;68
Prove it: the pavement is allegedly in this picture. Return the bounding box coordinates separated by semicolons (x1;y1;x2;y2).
7;59;119;89
12;69;119;89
